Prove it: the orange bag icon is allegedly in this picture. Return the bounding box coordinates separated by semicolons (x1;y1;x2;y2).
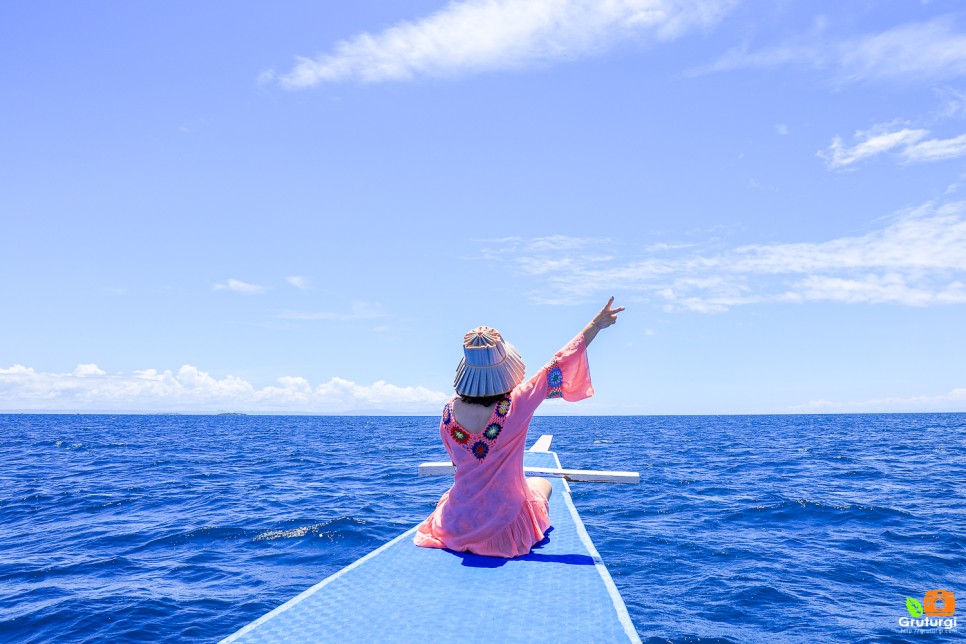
923;589;955;617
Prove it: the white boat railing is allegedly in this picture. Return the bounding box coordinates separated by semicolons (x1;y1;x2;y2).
417;434;640;484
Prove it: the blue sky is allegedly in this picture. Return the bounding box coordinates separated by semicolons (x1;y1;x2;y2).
2;1;965;414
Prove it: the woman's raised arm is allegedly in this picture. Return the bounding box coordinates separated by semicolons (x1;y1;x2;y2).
581;297;624;347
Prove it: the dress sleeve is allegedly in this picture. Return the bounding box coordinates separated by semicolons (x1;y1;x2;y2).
512;334;594;416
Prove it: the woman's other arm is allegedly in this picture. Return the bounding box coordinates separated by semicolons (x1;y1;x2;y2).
511;297;623;416
581;297;624;347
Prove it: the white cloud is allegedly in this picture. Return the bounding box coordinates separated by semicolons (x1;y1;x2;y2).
0;364;448;413
285;275;310;289
276;0;738;87
481;235;611;261
646;242;695;252
702;16;966;84
788;274;966;306
774;123;788;135
819;122;966;168
839;17;966;83
73;363;106;377
818;126;928;168
277;301;386;321
791;386;966;413
213;279;267;295
902;132;966;162
935;86;966;118
505;200;966;311
526;235;604;252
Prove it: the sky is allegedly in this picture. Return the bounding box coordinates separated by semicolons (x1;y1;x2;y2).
2;0;966;414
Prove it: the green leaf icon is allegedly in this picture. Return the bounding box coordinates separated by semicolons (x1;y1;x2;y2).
906;597;924;617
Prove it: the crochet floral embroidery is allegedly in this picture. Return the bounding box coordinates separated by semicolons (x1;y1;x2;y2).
495;398;511;418
470;441;489;461
546;360;564;399
446;395;510;462
548;367;563;388
450;425;469;444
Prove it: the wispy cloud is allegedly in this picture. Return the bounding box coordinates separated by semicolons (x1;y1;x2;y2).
480;234;610;260
903;132;966;162
818;125;927;168
504;200;966;311
934;86;966;118
791;386;966;413
213;279;267;295
274;0;738;87
285;275;310;289
819;123;966;168
0;364;448;413
526;234;606;252
701;16;966;84
276;301;386;321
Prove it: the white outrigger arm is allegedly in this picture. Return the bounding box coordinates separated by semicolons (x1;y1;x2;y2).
418;434;640;484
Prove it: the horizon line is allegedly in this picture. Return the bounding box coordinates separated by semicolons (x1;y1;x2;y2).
2;410;964;417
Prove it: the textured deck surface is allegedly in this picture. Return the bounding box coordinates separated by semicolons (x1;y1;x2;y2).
221;450;641;643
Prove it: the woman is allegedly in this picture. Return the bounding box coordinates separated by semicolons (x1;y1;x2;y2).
414;297;624;558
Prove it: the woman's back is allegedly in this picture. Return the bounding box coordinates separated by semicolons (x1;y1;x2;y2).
413;298;623;558
450;399;499;434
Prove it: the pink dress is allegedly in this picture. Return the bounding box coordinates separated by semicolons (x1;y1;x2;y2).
414;335;594;558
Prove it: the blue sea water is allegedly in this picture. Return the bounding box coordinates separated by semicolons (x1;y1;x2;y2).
1;414;964;643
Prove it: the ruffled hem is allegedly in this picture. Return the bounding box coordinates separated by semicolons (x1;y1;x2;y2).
413;493;550;558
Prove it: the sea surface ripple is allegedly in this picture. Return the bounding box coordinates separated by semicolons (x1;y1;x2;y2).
0;413;964;643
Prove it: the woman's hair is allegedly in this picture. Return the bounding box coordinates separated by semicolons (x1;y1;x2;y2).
459;392;508;406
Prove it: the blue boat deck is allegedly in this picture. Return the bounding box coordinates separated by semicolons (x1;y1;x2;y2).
222;447;641;643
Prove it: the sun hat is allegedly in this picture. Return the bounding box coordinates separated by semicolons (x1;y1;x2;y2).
454;326;526;397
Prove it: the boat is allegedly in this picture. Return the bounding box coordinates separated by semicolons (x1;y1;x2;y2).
220;434;641;643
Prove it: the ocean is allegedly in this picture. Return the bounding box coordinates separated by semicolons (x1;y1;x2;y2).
1;413;963;643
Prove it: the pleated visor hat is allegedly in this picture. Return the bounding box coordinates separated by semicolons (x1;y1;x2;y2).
454;326;526;397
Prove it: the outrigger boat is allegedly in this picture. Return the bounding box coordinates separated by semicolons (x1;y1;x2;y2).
221;435;641;643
